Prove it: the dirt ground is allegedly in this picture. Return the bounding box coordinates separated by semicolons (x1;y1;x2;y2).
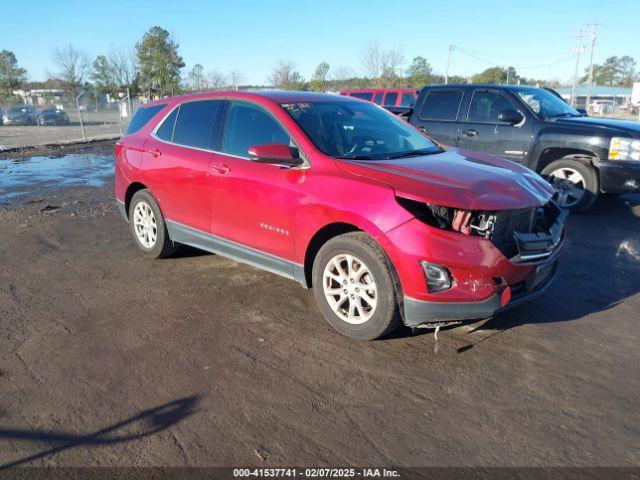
0;143;639;469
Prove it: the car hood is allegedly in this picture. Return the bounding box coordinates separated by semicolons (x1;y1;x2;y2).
552;116;640;136
7;112;30;118
335;147;554;211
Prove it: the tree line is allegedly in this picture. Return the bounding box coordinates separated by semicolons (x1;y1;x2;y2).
1;27;639;105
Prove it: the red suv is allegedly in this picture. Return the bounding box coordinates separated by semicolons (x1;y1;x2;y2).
115;91;566;340
341;88;418;108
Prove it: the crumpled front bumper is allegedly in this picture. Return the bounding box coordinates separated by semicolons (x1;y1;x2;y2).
402;255;560;326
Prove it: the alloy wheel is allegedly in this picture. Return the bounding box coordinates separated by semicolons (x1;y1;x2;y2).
547;167;586;208
322;254;378;324
133;201;158;249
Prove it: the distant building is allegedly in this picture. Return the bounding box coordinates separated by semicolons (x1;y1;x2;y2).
556;86;632;109
12;89;67;105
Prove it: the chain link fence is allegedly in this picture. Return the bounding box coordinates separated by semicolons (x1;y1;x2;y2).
0;94;142;150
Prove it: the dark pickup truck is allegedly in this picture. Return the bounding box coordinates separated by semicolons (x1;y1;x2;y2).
400;84;640;212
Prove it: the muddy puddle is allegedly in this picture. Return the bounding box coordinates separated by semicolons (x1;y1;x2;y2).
0;153;114;203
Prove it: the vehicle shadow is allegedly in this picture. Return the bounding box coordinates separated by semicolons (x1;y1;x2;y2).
0;395;199;469
455;193;640;351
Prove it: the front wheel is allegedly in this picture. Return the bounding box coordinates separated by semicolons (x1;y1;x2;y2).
312;232;401;340
541;157;599;213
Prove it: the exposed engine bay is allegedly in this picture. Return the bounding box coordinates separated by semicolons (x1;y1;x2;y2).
397;197;567;262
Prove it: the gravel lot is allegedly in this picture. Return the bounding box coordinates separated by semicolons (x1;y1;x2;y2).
0;143;638;469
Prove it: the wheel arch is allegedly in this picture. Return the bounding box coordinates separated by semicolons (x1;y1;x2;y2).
124;182;148;217
535;147;599;173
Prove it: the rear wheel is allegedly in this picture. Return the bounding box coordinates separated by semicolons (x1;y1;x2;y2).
541;157;598;213
312;232;401;340
128;190;177;258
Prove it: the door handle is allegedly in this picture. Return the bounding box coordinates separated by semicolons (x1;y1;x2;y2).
147;148;161;157
210;163;231;174
463;129;478;137
418;126;428;133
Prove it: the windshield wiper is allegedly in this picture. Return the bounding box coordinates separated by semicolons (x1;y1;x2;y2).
384;148;441;159
335;154;377;160
547;112;581;118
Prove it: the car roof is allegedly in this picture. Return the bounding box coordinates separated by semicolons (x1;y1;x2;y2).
144;90;358;107
423;83;539;91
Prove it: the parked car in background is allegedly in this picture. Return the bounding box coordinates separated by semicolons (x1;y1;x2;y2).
403;84;640;212
2;105;38;125
115;91;565;340
341;88;418;108
37;108;70;126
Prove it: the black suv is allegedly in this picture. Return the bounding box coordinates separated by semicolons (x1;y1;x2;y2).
405;84;640;212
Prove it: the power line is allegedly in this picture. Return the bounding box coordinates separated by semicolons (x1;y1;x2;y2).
454;46;574;70
449;47;570;60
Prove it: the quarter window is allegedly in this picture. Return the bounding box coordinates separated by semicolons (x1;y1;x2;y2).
418;90;463;121
172;100;222;149
155;107;178;141
222;102;291;158
125;104;165;134
384;92;398;106
401;93;416;107
350;92;372;100
467;91;517;123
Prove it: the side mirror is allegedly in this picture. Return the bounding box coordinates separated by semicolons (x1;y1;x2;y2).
576;108;588;116
498;109;525;125
248;143;303;166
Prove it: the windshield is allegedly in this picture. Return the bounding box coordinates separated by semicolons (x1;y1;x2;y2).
281;100;441;160
515;88;580;118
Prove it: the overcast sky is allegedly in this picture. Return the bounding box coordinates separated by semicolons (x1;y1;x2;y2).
5;0;640;85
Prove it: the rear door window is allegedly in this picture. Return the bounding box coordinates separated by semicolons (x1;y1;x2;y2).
172;100;223;149
418;89;464;121
384;92;398;106
222;101;291;158
373;92;383;104
125;104;165;134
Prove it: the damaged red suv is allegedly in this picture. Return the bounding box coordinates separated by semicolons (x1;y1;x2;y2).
115;91;566;340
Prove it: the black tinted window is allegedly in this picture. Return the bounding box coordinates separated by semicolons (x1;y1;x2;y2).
173;100;222;149
126;104;165;134
384;92;398;105
373;92;383;104
156;107;178;141
401;93;416;107
223;102;290;158
468;91;517;123
350;92;372;100
419;90;463;121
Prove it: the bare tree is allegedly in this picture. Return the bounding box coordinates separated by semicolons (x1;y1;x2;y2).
332;66;356;90
207;70;227;90
267;60;305;90
360;40;404;86
380;48;404;87
360;40;383;81
108;46;138;91
51;45;91;93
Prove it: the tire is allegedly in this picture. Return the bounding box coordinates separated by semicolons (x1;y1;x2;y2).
128;190;177;258
312;232;401;340
541;157;599;213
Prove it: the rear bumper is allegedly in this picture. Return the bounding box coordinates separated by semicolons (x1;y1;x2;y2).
403;258;559;327
599;161;640;193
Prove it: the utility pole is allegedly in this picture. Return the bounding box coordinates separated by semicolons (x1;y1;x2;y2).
585;23;602;107
570;29;584;107
444;45;454;84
